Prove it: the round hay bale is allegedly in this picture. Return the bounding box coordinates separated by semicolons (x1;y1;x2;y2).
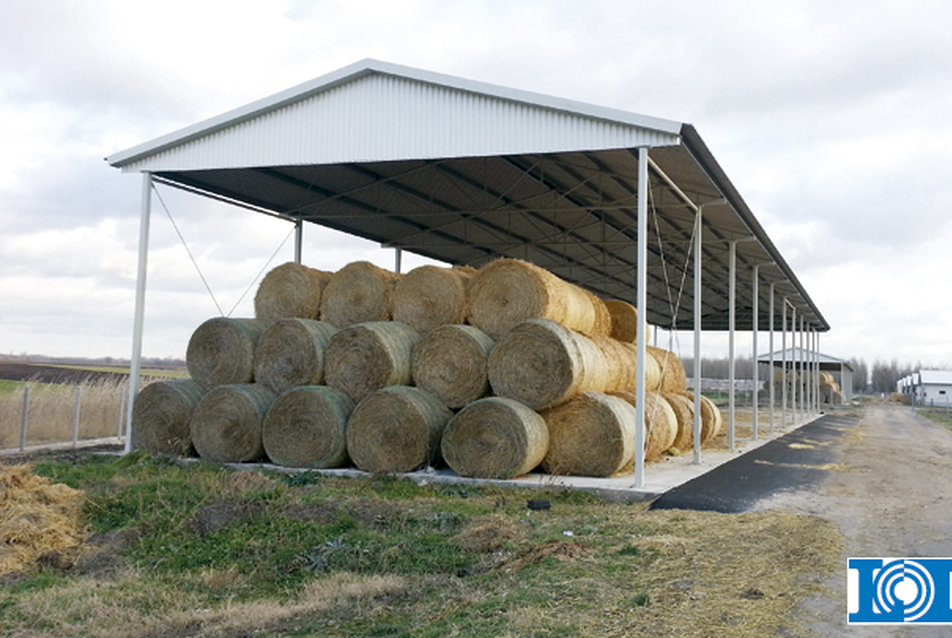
411;324;494;408
466;258;611;338
320;261;401;328
186;317;266;391
819;371;835;385
603;299;649;344
646;345;688;393
346;386;452;473
254;262;332;326
392;265;472;333
697;394;723;443
262;386;354;468
609;390;678;462
611;340;662;392
540;392;636;477
487;319;603;409
324;321;422;403
662;392;695;452
190;384;276;463
441;397;549;479
253;318;339;396
131;379;205;456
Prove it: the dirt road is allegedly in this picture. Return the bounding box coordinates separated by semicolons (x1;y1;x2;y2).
762;403;952;636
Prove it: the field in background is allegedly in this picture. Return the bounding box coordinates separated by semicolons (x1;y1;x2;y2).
0;362;187;451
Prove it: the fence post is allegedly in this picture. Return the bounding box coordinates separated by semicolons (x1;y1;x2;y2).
72;385;82;447
19;386;30;451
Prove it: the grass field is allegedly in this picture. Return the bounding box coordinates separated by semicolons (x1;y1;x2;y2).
0;452;843;637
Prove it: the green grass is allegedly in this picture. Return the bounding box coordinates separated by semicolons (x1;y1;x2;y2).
917;406;952;430
1;452;845;637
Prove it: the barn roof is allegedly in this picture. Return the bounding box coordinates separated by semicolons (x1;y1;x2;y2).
107;59;828;332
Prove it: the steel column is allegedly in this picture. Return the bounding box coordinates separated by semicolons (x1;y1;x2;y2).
769;282;775;434
728;239;736;451
692;204;703;464
125;172;153;454
634;147;649;488
294;219;303;263
751;264;759;441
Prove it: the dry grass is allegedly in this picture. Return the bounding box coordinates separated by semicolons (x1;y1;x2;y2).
0;378;128;450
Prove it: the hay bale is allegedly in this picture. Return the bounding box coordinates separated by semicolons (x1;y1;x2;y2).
324;321;422;403
412;324;494;408
612;340;663;392
441;397;549;479
253;318;339;395
697;394;723;443
190;384;276;463
320;261;401;328
392;265;472;333
603;299;649;344
254;262;332;326
131;379;205;456
466;258;611;338
262;386;354;468
662;392;695;451
346;386;452;473
540;392;636;477
186;317;266;391
609;390;678;462
819;371;835;385
647;345;688;393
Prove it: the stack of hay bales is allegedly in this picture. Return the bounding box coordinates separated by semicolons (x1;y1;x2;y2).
131;257;721;479
819;371;844;405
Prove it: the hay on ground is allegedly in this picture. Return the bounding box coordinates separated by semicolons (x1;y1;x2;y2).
186;317;266;391
189;384;276;463
392;265;472;332
466;258;611;338
662;391;696;452
254;262;332;326
609;390;678;462
441;397;549;479
131;378;206;456
319;261;401;328
646;345;688;393
540;392;636;477
324;321;422;403
346;386;452;474
0;465;85;576
411;324;494;408
253;318;338;395
262;386;354;468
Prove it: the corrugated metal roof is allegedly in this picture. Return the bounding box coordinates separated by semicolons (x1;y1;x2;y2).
108;59;681;172
918;370;952;384
106;59;829;333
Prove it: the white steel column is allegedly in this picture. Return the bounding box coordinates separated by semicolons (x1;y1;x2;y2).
728;239;737;451
634;147;649;487
394;247;403;274
692;204;703;464
125;172;153;454
769;283;775;434
791;307;798;424
294;219;303;263
751;264;759;441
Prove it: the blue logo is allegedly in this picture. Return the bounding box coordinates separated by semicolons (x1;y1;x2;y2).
848;558;952;624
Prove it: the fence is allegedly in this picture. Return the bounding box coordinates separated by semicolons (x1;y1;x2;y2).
0;378;130;455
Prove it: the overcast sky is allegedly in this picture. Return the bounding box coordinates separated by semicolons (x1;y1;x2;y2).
2;0;951;368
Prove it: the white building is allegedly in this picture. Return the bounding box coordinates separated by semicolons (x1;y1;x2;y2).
898;370;952;407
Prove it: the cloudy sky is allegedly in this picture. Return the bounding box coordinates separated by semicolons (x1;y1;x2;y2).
2;0;951;368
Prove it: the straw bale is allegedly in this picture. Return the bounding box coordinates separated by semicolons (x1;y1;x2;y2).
392;265;472;332
253;318;338;395
131;378;205;456
646;345;688;393
612;340;662;391
262;386;354;468
603;299;648;343
819;371;835;385
324;321;422;403
346;386;452;473
540;392;637;477
662;391;696;451
411;324;494;408
254;262;332;326
320;261;401;328
441;397;549;479
190;384;276;463
698;394;723;443
0;465;85;576
187;317;266;391
609;390;678;462
466;258;611;338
